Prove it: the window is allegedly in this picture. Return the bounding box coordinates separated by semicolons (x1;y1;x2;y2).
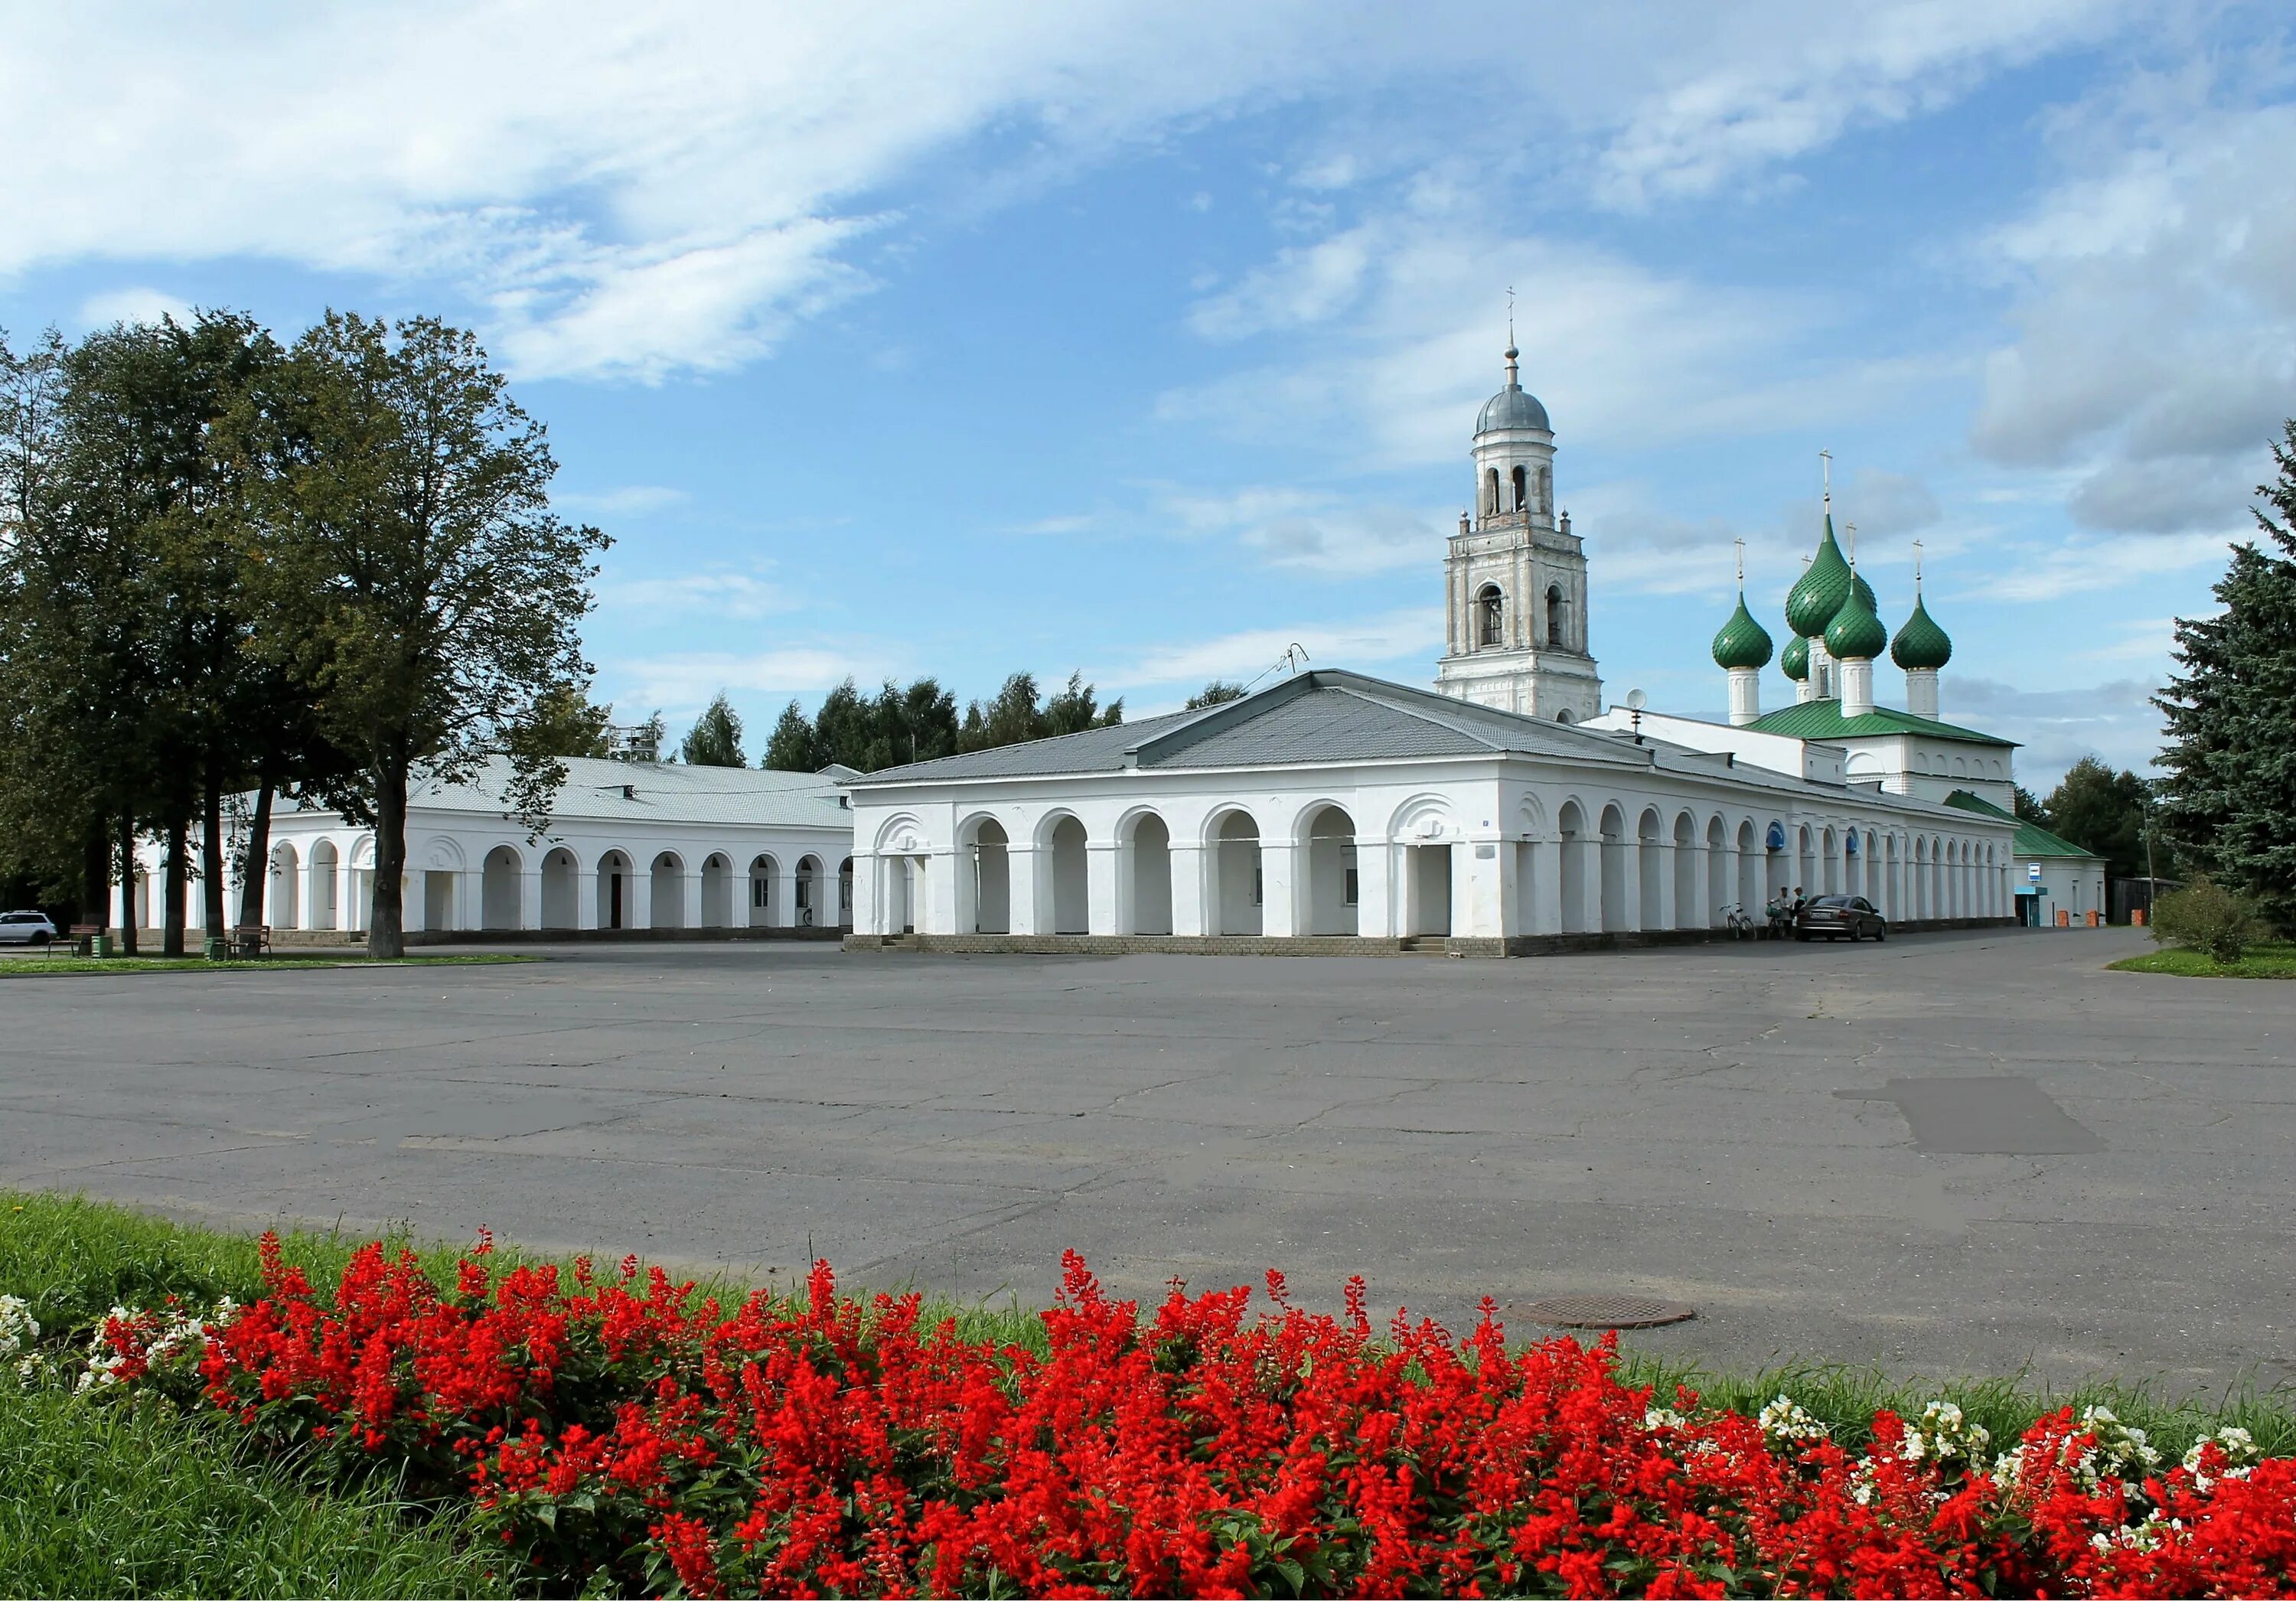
1476;585;1503;647
1342;867;1359;907
1251;866;1263;906
752;878;770;908
795;878;811;911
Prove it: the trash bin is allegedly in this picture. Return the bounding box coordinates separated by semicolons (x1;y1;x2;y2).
90;933;111;958
203;936;227;961
2131;908;2147;928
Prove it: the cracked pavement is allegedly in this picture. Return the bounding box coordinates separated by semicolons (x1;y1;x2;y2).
3;927;2291;1394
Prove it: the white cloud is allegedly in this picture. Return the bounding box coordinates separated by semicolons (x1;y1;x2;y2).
556;484;690;517
76;285;192;328
612;646;892;713
1943;674;2165;785
1983;530;2233;603
598;570;791;620
1589;0;2131;207
1107;605;1440;688
1970;86;2296;535
1156;484;1443;576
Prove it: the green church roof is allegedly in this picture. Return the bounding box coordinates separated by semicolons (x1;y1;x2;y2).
1784;514;1875;637
1711;592;1775;670
1780;633;1809;682
1744;700;2016;747
1891;594;1953;670
1942;790;2102;859
1822;582;1888;660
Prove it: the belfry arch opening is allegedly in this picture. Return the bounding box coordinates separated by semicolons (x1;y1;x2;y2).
1484;467;1501;516
1476;584;1503;647
1510;465;1527;511
1546;584;1566;649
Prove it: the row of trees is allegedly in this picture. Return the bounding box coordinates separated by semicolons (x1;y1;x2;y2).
756;671;1125;774
0;312;606;957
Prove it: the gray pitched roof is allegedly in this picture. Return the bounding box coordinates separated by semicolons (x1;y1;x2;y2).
333;756;853;831
850;670;1652;786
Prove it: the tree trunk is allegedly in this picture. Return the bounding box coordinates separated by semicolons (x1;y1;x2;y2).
81;812;109;935
162;812;188;957
239;776;275;930
200;765;227;942
368;761;408;959
117;810;139;956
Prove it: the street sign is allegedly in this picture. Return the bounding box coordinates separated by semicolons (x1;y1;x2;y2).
2028;863;2041;882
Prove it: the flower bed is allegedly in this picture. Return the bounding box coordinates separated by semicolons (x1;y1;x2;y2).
52;1236;2296;1597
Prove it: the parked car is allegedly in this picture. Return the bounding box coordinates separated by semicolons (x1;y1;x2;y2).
1794;895;1886;942
0;910;60;945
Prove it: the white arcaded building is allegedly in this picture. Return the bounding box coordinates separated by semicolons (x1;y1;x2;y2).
124;758;855;941
843;346;2020;953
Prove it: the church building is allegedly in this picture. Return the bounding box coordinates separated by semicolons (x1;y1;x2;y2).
845;347;2024;953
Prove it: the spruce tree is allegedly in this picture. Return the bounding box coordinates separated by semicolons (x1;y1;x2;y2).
2155;419;2296;930
762;701;817;771
679;693;745;766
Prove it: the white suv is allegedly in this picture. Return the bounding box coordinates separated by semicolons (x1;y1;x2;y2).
0;911;60;945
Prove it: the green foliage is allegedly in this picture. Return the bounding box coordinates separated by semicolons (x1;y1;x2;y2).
235;314;610;956
2155;419;2296;931
2110;942;2296;979
677;693;745;767
1186;680;1247;709
2040;757;2161;880
765;670;1120;773
2013;784;2049;823
2150;879;2268;964
506;686;612;761
0;1389;509;1599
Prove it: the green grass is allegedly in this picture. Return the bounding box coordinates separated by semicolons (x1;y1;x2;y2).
0;953;536;977
0;1389;510;1598
2108;941;2296;979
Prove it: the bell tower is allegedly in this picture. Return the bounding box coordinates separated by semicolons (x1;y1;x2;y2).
1433;336;1603;721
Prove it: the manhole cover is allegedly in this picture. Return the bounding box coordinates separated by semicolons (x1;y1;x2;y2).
1518;1294;1696;1330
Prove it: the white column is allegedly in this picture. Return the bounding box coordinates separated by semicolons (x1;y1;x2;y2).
301;860;325;931
925;849;959;934
1358;840;1397;938
1531;839;1563;934
1085;842;1120;936
628;864;653;930
1168;842;1207;936
1258;840;1297;936
576;863;599;930
1006;845;1041;936
682;868;703;930
1613;839;1639;932
519;869;542;932
1464;839;1505;938
774;865;798;928
1650;842;1675;931
400;872;426;933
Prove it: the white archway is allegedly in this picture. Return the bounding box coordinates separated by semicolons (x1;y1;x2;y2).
597;849;633;929
1558;799;1592;934
649;852;684;930
1124;810;1173;936
957;819;1008;934
481;844;523;931
308;837;341;931
1300;804;1358;936
746;853;779;928
540;848;578;929
1042;814;1089;935
700;853;733;928
1210;809;1262;936
269;840;300;930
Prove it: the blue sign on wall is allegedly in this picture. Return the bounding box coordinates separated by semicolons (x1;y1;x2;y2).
1766;822;1786;852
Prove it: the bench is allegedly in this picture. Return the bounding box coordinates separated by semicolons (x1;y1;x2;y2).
231;925;272;957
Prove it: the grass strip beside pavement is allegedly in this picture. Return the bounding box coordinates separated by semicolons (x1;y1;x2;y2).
0;953;536;977
8;1189;2294;1471
2108;941;2296;979
0;1388;509;1599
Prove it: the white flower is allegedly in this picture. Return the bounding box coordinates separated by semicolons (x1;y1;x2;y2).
1757;1394;1830;1444
1903;1400;1991;1465
0;1293;38;1361
1643;1406;1688;1431
2181;1426;2261;1491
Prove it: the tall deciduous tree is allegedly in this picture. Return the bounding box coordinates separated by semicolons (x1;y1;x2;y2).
2039;757;2157;881
2156;419;2296;930
762;701;816;771
679;693;746;767
241;314;607;957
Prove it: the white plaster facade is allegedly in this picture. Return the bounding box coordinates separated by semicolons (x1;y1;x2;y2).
847;672;2016;946
125;758;855;939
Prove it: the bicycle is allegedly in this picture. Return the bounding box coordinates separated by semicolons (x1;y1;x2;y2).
1718;903;1756;940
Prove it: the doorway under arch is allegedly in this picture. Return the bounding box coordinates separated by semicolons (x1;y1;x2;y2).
649;852;683;930
747;854;778;928
1301;805;1358;935
481;845;522;930
540;849;578;928
963;820;1009;934
596;850;632;929
1212;811;1261;936
1126;814;1172;935
1045;816;1089;934
700;853;732;928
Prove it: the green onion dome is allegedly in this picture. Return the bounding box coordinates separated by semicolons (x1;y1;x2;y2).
1781;632;1809;682
1890;594;1953;670
1823;582;1889;662
1783;514;1874;637
1711;592;1775;670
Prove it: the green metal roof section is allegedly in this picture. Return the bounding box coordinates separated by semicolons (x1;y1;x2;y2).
1821;582;1888;660
1780;633;1809;682
1890;593;1953;670
1711;591;1775;670
1744;699;2017;747
1942;789;2101;859
1783;514;1876;638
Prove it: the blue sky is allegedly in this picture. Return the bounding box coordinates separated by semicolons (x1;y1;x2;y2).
5;2;2293;787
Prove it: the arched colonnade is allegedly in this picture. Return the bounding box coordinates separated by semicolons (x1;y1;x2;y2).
858;794;2013;941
